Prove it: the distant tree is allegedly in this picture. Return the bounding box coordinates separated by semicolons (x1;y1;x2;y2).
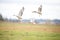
4;17;8;21
0;14;4;21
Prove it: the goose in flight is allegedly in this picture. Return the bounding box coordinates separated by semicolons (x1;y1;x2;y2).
13;7;24;20
32;5;42;16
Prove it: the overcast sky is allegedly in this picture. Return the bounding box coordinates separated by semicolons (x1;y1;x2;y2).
0;0;60;19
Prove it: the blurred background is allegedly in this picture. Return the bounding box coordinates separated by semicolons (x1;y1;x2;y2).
0;0;60;24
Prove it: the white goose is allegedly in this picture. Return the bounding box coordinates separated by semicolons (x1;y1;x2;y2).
13;7;24;21
32;5;42;16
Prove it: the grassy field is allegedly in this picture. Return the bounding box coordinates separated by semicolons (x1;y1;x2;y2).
0;21;60;40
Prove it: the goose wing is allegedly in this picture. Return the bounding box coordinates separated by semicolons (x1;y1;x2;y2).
19;7;24;16
38;5;42;13
38;5;42;15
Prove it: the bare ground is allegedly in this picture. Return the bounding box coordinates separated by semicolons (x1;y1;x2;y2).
0;26;60;33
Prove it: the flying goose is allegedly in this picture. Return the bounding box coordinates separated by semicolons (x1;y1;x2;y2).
13;7;24;20
32;5;42;16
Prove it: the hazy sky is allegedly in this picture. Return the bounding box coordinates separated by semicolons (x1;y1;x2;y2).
0;0;60;19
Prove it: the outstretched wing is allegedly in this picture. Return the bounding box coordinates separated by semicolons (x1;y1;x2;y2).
38;5;42;13
38;5;42;15
19;7;24;16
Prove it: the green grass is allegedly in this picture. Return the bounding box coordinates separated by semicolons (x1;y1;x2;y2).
0;30;60;40
0;21;60;40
